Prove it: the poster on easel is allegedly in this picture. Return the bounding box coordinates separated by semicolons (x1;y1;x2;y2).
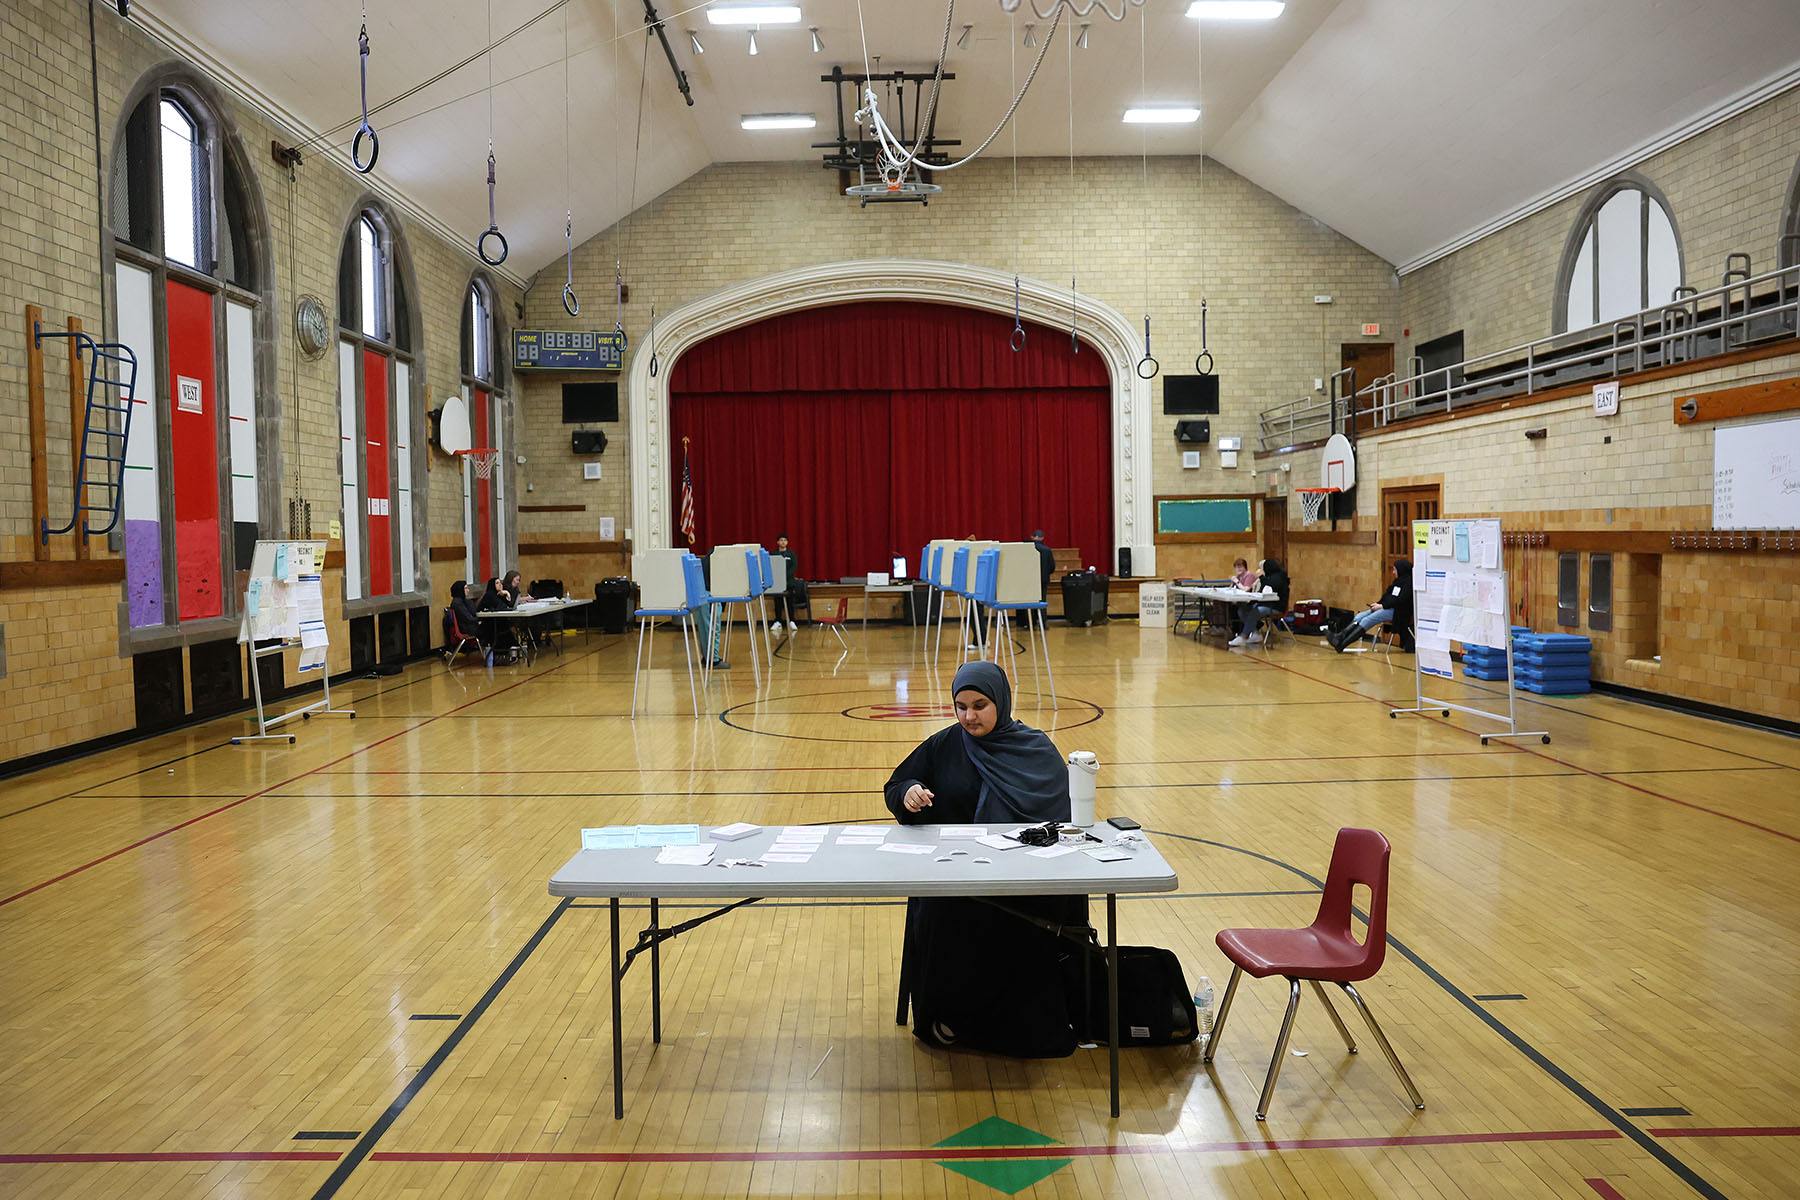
234;539;353;744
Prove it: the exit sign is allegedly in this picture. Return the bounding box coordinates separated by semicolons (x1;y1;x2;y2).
1362;323;1381;336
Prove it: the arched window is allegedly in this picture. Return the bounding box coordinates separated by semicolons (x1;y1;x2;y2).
110;78;267;633
1556;177;1683;333
337;203;422;603
459;276;507;581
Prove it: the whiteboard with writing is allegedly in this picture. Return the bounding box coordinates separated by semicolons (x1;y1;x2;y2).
1714;414;1800;530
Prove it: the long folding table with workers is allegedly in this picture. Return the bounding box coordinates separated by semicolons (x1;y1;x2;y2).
548;823;1179;1119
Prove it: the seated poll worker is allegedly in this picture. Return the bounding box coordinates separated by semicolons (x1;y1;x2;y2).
478;575;520;662
1228;557;1290;647
1329;557;1413;652
1231;557;1259;590
449;580;484;648
883;661;1085;1057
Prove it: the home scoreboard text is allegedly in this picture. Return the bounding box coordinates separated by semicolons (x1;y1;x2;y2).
513;329;625;370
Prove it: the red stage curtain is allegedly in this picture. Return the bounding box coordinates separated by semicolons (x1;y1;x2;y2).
670;302;1112;582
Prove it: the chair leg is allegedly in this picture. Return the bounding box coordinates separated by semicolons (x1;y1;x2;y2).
1339;982;1425;1110
1309;979;1357;1053
1201;964;1243;1064
1256;977;1305;1120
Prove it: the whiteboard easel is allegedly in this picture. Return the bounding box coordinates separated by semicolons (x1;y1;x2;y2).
232;539;356;744
1390;517;1549;745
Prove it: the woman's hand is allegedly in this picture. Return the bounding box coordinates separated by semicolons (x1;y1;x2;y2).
903;784;934;814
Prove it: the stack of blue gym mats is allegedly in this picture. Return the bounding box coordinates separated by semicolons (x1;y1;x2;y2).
1462;628;1592;694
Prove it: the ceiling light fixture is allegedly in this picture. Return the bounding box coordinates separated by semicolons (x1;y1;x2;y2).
809;26;822;53
1123;106;1201;124
1023;23;1036;47
1185;1;1285;20
1077;22;1090;49
741;112;817;130
747;28;758;54
688;29;704;54
957;24;972;49
706;4;801;26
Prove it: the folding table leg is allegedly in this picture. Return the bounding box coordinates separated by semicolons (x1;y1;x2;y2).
651;898;662;1044
611;897;624;1119
1107;894;1120;1118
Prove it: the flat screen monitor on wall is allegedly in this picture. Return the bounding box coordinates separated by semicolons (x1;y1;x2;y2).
1163;374;1220;415
562;381;618;424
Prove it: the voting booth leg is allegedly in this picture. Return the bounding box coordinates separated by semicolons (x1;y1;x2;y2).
1035;609;1059;710
1107;894;1121;1118
610;898;624;1120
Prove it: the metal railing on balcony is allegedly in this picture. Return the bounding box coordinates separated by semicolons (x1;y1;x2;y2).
1257;257;1800;453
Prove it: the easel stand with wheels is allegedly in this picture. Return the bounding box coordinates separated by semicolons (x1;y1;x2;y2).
1389;516;1549;745
233;539;356;745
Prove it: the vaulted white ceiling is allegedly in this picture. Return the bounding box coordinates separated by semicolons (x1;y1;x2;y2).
133;0;1800;278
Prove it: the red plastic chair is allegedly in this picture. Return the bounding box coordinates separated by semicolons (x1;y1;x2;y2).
1203;827;1424;1120
442;607;484;666
812;595;851;649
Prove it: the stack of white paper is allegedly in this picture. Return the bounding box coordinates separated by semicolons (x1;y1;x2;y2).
656;845;716;866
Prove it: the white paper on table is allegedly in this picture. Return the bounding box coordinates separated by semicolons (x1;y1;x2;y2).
769;842;820;856
298;622;328;650
975;834;1027;851
837;835;888;845
781;826;829;839
582;826;638;850
878;842;936;855
657;845;716;866
1084;846;1133;862
938;826;987;839
761;852;812;864
709;822;762;841
1027;844;1081;859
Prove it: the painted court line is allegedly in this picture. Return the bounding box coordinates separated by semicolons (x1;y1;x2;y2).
1585;1180;1630;1200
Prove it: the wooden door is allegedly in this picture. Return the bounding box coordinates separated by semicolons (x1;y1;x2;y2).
1381;484;1439;577
1343;342;1395;434
1263;497;1287;569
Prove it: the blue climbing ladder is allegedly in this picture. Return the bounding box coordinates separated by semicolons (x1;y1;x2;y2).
35;323;139;544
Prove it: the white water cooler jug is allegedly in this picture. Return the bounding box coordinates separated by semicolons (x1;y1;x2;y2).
1067;751;1099;827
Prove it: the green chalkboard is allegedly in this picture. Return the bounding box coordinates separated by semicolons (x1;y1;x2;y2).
1156;497;1255;535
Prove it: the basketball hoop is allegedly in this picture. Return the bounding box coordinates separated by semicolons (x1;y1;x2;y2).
455;447;500;480
1297;487;1340;525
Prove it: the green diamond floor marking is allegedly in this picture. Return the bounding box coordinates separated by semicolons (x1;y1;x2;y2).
937;1158;1075;1195
934;1115;1062;1149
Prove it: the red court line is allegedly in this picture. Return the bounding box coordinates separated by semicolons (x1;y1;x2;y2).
0;1152;340;1163
1239;654;1800;846
1649;1126;1800;1138
0;649;608;910
370;1127;1622;1164
317;751;1500;776
1585;1180;1629;1200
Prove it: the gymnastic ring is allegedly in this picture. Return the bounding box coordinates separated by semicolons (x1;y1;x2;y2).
649;353;659;378
1010;326;1027;352
1195;350;1214;375
478;227;509;266
1136;355;1159;379
351;124;379;173
561;284;580;318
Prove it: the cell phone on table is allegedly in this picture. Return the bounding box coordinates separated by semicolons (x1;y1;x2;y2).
1106;816;1141;831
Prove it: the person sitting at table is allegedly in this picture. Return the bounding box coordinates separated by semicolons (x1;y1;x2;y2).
1228;557;1290;647
1328;557;1413;652
479;575;520;663
449;580;485;650
1231;557;1259;589
884;661;1084;1057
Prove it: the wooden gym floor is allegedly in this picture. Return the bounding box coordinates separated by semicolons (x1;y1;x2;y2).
2;619;1798;1200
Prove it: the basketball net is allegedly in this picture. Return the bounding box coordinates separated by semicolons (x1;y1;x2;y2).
456;448;500;480
1297;487;1339;525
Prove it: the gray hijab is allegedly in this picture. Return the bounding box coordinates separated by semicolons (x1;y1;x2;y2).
952;661;1071;825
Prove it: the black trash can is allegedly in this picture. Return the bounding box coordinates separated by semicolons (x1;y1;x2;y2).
593;577;633;633
1061;571;1111;627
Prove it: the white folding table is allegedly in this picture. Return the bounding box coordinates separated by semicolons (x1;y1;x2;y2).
475;596;593;662
548;824;1179;1119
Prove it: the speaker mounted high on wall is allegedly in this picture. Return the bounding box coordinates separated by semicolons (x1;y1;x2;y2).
572;429;608;455
1174;420;1212;444
1163;374;1220;415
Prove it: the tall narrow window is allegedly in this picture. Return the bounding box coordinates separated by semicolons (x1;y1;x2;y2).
358;217;384;341
1558;179;1683;333
158;98;206;270
460;276;505;582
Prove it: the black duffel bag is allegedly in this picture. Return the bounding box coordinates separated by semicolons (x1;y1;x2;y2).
1073;946;1198;1047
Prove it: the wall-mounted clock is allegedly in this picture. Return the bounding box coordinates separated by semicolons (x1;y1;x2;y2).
295;294;330;359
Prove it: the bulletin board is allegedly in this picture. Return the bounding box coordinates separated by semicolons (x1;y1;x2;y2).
1153;495;1257;544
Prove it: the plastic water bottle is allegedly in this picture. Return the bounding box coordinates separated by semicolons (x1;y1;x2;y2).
1194;975;1216;1038
1066;751;1098;827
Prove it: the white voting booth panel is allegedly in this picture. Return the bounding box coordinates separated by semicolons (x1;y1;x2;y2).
1392;517;1547;744
234;540;355;744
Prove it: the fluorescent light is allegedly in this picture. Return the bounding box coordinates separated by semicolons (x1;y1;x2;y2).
1123;107;1200;124
1186;1;1285;19
706;5;801;25
741;113;817;130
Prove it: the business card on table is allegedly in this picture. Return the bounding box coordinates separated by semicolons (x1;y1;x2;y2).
709;822;762;842
1083;845;1133;862
939;826;987;839
976;834;1028;851
878;842;936;855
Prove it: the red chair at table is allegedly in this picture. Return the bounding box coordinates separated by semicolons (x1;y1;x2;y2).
442;607;484;666
1203;826;1425;1120
812;595;852;649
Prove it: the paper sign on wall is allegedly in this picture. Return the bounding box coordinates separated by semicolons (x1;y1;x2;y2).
329;519;343;540
600;517;616;539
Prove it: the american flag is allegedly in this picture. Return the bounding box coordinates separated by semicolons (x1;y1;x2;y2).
678;440;696;545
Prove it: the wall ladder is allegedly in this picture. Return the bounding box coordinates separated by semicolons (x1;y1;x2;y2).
35;323;139;544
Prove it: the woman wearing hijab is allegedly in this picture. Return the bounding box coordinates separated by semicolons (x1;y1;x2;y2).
478;575;519;663
883;661;1083;1057
1329;558;1414;652
1228;557;1290;647
449;580;484;648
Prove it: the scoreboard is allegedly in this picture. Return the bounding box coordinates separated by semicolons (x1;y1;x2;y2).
514;329;626;370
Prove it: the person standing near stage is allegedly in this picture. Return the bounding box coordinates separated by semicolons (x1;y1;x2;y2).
770;533;800;632
1032;529;1055;601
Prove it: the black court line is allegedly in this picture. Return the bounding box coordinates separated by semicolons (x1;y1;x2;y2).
1623;1107;1692;1117
408;1013;461;1021
1473;994;1529;1001
1154;829;1728;1200
306;897;572;1200
293;1131;361;1141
